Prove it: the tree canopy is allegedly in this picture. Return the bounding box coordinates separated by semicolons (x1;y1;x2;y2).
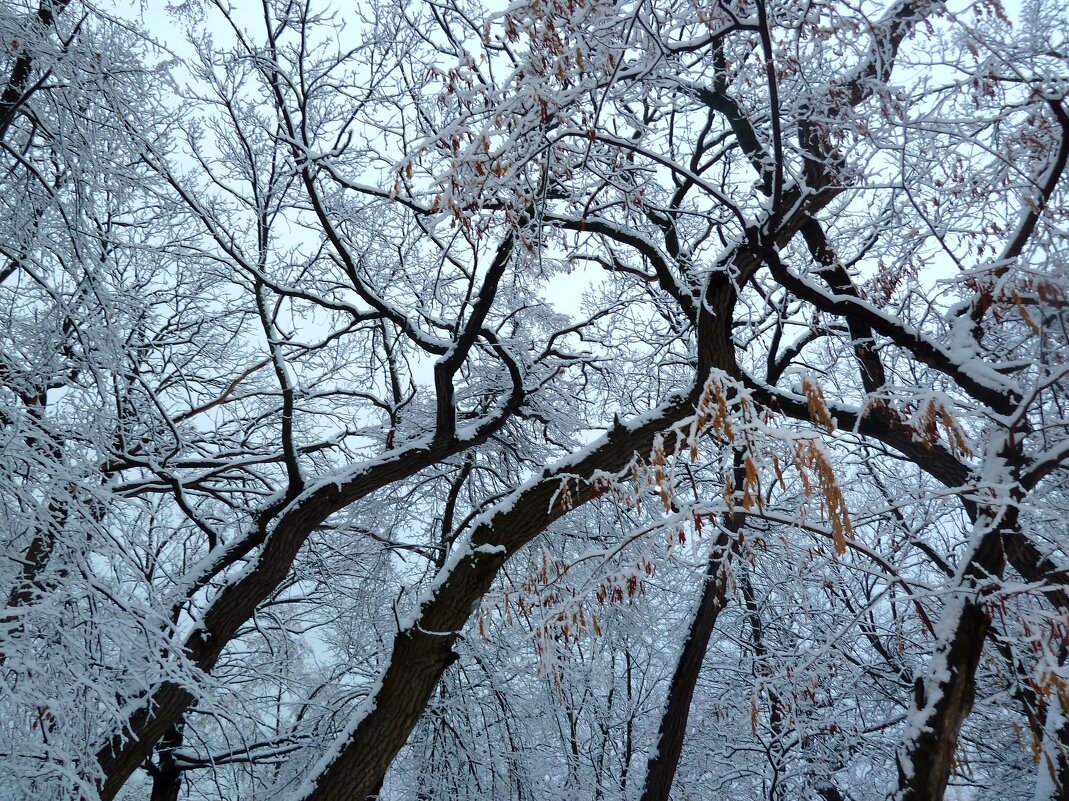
1;0;1067;799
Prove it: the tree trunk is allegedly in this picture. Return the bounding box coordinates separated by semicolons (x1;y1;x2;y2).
149;722;184;801
895;511;1011;801
639;528;732;801
295;392;698;801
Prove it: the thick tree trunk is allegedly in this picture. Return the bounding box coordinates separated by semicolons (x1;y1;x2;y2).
1034;693;1069;801
294;392;699;801
896;595;992;799
96;438;461;799
895;511;1011;801
149;722;184;801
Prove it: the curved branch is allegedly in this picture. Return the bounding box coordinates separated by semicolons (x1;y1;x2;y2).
291;389;699;801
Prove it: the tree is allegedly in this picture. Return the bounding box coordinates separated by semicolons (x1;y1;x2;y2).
1;0;1067;799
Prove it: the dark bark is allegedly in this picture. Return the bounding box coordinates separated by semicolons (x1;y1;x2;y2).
148;722;184;801
1040;695;1069;801
0;526;60;667
4;527;56;609
639;529;732;801
817;785;847;801
895;508;1012;801
1;409;70;663
96;437;479;799
741;568;787;801
366;776;384;801
297;390;699;801
0;0;71;140
798;219;886;393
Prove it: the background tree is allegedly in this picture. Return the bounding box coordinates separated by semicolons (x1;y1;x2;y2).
0;0;1066;800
